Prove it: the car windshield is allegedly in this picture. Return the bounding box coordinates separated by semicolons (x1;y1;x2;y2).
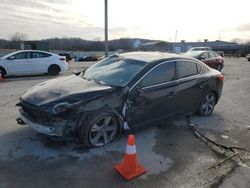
83;55;147;87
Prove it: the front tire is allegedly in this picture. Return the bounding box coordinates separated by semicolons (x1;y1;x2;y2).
79;112;119;147
198;92;216;116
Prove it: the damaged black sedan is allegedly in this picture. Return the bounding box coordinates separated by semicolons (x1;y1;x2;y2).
17;52;223;147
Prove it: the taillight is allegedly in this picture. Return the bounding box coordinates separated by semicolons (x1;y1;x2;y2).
59;57;66;61
218;74;224;81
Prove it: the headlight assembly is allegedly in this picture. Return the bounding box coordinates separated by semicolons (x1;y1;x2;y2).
53;102;70;114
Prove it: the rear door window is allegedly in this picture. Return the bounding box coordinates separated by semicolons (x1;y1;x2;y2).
177;61;198;79
140;61;176;88
32;52;51;58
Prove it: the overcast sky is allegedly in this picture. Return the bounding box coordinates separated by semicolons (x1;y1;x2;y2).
0;0;249;42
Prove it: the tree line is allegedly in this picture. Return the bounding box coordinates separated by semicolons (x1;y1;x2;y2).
0;32;153;51
1;32;249;52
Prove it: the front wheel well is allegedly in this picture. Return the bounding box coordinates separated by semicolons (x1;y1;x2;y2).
78;109;123;133
78;110;123;147
48;64;61;71
48;64;61;75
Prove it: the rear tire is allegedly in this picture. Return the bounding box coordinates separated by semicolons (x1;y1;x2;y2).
79;112;119;147
197;92;216;116
48;65;60;75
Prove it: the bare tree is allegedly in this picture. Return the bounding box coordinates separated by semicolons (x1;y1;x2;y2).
9;32;28;49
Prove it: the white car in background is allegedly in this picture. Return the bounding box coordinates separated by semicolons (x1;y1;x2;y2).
0;50;68;77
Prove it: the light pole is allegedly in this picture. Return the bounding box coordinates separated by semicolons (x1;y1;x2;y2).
175;30;177;42
104;0;108;57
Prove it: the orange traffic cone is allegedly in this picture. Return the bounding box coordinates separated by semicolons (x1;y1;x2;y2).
0;73;4;81
115;134;146;180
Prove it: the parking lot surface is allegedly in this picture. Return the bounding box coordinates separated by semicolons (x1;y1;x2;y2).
0;59;250;187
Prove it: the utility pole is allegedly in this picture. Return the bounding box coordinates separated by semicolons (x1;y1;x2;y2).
104;0;108;57
175;30;178;42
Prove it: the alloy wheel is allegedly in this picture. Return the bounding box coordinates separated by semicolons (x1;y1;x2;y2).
201;93;216;115
89;116;118;146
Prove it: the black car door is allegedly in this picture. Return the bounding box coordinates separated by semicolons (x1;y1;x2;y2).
175;60;205;116
126;61;178;128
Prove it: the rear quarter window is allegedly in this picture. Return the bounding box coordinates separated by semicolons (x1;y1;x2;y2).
201;66;210;74
197;63;202;73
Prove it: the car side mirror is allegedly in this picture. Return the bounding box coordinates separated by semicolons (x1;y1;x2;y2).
8;56;15;60
199;56;206;60
128;86;144;100
136;87;144;94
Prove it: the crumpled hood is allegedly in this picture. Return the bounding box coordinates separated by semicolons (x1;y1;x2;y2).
21;75;114;106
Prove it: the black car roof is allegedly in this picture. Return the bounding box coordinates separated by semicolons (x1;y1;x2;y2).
120;51;182;63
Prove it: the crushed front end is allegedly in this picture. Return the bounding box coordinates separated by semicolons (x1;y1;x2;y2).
17;99;75;137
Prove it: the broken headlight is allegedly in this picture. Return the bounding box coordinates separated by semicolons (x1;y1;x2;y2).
53;102;70;114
